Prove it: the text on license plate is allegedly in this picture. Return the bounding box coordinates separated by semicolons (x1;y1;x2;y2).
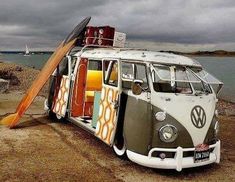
194;150;210;163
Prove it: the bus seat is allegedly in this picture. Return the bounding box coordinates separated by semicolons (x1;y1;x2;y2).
110;71;118;81
104;71;118;86
85;70;102;104
86;70;102;91
85;91;95;102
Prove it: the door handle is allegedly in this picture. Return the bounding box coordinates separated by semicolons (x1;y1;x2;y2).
110;100;119;109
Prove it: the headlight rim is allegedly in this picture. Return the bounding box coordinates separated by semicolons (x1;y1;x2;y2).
159;124;178;143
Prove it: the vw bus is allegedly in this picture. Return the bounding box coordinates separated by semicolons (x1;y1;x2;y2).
0;18;221;171
44;46;223;171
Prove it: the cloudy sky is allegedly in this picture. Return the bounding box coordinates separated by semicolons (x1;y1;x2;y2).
0;0;235;52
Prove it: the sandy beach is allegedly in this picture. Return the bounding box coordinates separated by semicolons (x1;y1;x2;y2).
0;61;235;181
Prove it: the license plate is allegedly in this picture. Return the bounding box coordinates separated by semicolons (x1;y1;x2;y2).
194;144;210;163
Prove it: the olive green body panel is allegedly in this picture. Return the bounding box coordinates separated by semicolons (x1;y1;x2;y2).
203;116;218;144
123;95;152;155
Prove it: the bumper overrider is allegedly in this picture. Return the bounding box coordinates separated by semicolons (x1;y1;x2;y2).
126;140;220;172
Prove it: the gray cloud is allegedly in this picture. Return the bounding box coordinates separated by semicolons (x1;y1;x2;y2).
0;0;235;51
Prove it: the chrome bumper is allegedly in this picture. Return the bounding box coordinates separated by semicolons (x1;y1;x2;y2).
126;140;220;172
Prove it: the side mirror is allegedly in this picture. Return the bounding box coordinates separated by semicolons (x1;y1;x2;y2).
132;79;143;95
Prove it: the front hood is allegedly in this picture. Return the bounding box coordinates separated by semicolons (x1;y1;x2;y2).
151;92;217;146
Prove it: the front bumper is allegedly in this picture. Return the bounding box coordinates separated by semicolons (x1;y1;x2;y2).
126;140;220;172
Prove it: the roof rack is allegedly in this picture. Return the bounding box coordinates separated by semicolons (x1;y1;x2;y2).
80;44;148;53
68;37;149;56
118;47;148;51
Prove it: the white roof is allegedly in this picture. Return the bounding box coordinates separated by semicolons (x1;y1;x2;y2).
76;48;201;67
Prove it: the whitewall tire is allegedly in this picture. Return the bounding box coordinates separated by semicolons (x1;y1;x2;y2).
113;137;127;158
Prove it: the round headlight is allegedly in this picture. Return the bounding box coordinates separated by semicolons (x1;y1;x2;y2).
214;121;219;136
159;125;178;143
155;111;166;121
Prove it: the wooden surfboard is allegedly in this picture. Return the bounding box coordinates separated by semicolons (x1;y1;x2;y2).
0;17;91;128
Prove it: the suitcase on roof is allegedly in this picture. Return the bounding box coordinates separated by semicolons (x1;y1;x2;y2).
84;26;115;46
84;26;99;45
97;26;115;46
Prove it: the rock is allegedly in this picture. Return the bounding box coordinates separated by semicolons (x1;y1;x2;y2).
0;78;9;92
0;70;20;86
10;75;20;85
15;66;23;72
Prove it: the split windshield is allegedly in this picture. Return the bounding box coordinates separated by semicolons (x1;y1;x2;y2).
150;64;223;95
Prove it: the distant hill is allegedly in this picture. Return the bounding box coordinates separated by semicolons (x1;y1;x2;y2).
160;50;235;56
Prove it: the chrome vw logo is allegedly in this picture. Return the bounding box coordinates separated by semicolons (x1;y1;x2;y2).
191;106;206;128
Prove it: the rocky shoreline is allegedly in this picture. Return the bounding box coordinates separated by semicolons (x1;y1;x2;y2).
0;61;49;97
0;61;234;116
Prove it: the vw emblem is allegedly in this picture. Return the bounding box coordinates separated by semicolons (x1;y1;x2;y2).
191;106;206;128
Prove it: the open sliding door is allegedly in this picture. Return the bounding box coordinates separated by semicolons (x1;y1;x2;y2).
95;59;121;145
71;58;88;117
52;56;72;117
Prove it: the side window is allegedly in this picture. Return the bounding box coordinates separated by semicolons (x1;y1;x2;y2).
121;61;149;90
103;60;119;87
134;64;148;89
122;62;134;79
121;62;134;89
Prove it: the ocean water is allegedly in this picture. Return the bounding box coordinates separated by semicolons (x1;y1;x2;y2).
194;56;235;103
0;54;234;102
0;54;50;70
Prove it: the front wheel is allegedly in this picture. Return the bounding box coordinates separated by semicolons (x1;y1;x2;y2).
113;136;127;158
